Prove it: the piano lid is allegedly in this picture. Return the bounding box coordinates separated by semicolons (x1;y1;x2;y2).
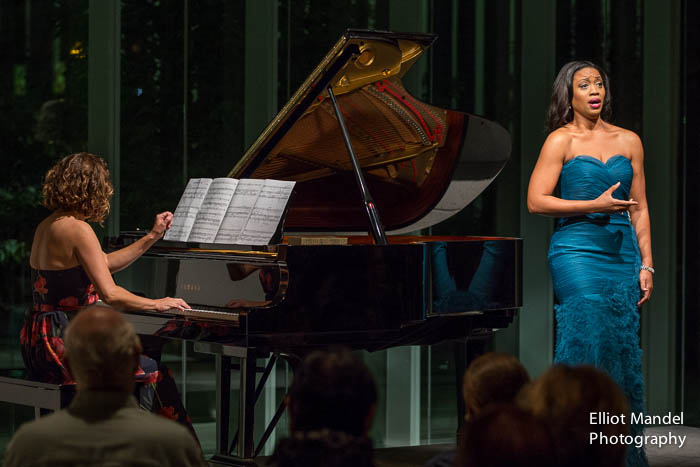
229;29;511;234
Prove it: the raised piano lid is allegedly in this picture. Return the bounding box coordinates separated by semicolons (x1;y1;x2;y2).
229;29;511;235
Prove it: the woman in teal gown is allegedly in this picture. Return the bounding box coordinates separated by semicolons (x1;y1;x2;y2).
527;61;653;467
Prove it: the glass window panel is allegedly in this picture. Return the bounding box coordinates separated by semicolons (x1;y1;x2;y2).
162;340;219;456
420;343;460;444
121;0;245;230
0;0;88;362
277;0;389;105
186;1;245;178
431;0;521;238
430;0;475;112
121;0;186;230
0;0;88;452
555;0;643;134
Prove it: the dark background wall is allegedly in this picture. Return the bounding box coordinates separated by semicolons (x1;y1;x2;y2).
681;0;699;426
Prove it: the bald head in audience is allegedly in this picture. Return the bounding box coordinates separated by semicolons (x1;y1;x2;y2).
63;304;142;392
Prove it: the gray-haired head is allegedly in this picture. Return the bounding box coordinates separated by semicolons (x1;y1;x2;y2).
64;304;142;391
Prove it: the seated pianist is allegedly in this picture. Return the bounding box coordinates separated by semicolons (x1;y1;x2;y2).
22;152;195;434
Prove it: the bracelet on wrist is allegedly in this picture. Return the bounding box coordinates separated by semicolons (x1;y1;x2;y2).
640;265;655;274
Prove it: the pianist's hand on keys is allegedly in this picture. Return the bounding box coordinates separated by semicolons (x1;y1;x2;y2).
154;297;190;312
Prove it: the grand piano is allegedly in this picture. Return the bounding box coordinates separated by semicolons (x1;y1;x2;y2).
111;29;521;467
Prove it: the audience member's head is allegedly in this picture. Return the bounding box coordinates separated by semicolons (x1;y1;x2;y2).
63;304;141;392
518;364;629;467
266;429;374;467
288;347;377;437
462;352;530;421
459;404;555;467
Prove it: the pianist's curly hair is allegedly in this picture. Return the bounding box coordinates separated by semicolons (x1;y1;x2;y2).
42;152;114;224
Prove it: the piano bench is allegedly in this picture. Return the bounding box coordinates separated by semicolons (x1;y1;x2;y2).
0;369;75;419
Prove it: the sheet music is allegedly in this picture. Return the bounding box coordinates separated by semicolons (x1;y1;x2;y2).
167;177;294;245
237;179;296;245
213;179;265;244
164;178;212;241
187;178;240;243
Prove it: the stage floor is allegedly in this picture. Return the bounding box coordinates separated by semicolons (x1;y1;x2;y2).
251;426;700;467
370;426;700;467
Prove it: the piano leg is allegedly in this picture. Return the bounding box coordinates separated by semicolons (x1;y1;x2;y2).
197;344;298;466
230;353;291;457
215;354;232;458
255;397;288;458
237;353;257;458
206;346;258;467
253;353;300;458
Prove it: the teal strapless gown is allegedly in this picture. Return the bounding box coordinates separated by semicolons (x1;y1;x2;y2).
548;155;647;467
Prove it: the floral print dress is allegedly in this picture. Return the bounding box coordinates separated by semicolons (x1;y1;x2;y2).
22;266;198;442
22;266;101;383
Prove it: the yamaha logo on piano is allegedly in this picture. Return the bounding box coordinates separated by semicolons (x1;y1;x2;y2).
179;282;201;292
